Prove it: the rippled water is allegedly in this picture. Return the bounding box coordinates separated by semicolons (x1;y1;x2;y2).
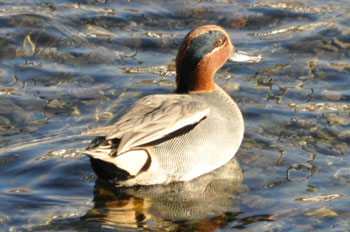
0;0;349;231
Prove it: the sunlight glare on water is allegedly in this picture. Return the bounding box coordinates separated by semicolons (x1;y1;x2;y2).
0;0;349;231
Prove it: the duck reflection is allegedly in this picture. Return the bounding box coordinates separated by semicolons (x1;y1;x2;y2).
82;158;243;231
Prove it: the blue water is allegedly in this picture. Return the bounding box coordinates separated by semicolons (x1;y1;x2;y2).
0;0;349;231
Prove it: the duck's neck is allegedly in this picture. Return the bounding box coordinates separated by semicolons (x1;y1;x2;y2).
175;75;216;93
176;59;217;93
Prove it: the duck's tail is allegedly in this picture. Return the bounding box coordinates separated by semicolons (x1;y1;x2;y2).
84;136;150;179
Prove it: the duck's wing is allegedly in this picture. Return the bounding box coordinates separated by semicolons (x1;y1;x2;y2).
86;94;210;155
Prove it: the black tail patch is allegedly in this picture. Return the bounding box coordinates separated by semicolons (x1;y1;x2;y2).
90;157;130;182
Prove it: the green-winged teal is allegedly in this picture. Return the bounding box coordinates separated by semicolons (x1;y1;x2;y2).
84;25;261;186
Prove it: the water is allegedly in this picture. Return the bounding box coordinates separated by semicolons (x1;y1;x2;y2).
0;0;349;231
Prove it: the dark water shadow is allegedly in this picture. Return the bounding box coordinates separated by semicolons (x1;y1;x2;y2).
81;158;243;231
28;158;243;231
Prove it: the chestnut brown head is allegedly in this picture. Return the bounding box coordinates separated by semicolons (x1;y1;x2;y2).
175;25;233;93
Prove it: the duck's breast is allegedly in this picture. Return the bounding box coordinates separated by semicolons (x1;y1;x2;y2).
150;87;244;182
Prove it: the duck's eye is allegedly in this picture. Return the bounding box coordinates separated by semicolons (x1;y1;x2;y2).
215;37;226;46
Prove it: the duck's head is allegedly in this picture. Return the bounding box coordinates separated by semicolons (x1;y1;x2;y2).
176;25;261;93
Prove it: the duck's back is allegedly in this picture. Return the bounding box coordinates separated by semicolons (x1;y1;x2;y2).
121;85;244;186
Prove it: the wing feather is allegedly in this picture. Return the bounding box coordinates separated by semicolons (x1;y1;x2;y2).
95;94;211;155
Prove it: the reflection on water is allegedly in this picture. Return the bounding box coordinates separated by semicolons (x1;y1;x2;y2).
0;0;349;231
83;158;242;231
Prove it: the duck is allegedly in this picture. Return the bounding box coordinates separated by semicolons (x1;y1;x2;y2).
84;25;261;186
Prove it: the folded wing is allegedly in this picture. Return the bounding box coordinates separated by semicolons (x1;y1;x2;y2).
85;94;210;156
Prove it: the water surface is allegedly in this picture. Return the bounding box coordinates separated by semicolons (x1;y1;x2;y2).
0;0;349;231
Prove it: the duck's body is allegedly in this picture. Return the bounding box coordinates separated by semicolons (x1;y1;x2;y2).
85;25;260;186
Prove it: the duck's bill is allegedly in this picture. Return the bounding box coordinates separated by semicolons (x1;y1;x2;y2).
229;49;262;63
